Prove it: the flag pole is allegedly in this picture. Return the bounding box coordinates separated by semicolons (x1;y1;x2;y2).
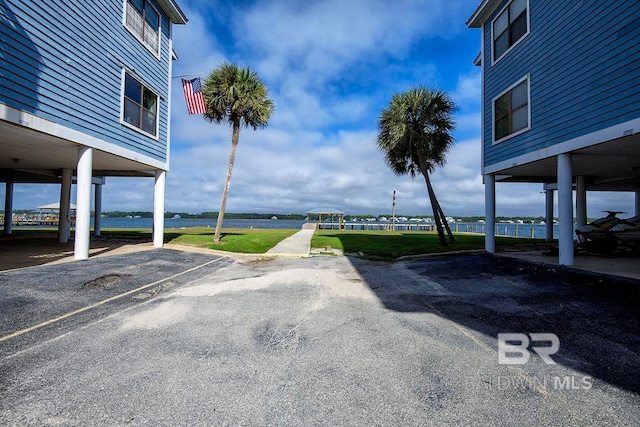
172;73;203;79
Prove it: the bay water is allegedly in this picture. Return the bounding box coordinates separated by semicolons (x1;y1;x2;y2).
94;217;558;239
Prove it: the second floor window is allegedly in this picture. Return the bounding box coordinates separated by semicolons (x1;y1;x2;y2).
494;76;529;143
493;0;528;63
125;0;160;55
123;72;158;137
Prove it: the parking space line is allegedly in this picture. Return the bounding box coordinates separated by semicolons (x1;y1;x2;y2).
0;257;226;343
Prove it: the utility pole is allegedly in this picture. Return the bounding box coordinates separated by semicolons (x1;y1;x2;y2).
391;189;396;230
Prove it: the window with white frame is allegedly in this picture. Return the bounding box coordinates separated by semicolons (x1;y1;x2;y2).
493;76;529;143
125;0;160;55
492;0;528;63
122;72;158;137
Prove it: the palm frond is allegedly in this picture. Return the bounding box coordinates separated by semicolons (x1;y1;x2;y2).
376;86;457;177
201;62;275;129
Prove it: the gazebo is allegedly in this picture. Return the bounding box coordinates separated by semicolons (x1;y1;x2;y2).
306;208;345;230
37;202;77;212
35;202;77;226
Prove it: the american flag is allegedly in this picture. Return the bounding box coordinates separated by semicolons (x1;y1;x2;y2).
181;77;206;115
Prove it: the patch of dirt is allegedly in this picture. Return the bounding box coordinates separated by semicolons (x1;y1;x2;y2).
82;274;126;289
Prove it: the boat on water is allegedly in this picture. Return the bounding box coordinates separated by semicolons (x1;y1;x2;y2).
271;216;278;220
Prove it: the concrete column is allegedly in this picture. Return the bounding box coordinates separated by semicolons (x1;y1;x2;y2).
545;186;554;242
576;175;587;227
636;191;640;216
94;183;102;237
153;170;166;248
557;153;574;266
74;146;93;260
59;168;72;243
484;174;496;253
4;181;13;235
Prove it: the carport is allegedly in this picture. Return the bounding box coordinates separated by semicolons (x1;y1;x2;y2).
485;133;640;265
0;117;166;259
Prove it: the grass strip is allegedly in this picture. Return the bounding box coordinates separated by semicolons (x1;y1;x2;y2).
4;228;297;254
2;227;547;258
312;230;545;260
164;227;297;253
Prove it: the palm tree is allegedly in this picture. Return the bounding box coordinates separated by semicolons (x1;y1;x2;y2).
377;87;457;246
201;63;274;243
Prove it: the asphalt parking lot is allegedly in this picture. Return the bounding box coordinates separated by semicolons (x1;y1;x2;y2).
0;252;638;426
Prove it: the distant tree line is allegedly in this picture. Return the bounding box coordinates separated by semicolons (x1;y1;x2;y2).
99;211;306;220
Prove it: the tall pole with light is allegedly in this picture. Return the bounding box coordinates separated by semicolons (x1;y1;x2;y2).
391;189;396;230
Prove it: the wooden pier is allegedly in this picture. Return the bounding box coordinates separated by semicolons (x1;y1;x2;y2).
316;222;487;233
315;222;541;239
0;214;62;227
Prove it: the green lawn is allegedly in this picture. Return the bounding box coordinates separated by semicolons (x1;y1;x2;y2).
164;227;297;253
80;227;296;253
3;227;297;254
4;227;547;258
311;230;545;260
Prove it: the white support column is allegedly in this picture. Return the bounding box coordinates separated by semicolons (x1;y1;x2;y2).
484;174;496;253
153;170;166;248
557;153;574;266
545;186;554;242
576;175;587;227
4;181;13;235
59;168;72;243
74;146;93;260
94;183;102;237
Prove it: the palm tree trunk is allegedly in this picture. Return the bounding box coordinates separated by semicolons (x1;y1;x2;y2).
422;170;448;246
431;192;455;244
214;120;240;243
416;150;452;246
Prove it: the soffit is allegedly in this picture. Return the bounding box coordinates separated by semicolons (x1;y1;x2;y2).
467;0;502;28
156;0;188;25
494;134;640;191
0;120;157;181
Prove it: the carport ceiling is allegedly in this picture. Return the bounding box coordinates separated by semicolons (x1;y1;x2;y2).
496;133;640;191
0;120;157;179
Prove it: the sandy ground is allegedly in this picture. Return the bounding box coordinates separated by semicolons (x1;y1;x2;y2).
0;234;158;271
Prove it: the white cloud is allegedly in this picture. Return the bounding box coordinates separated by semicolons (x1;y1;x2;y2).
238;0;467;83
453;71;482;107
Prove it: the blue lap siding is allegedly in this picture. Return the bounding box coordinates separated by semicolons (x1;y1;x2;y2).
482;0;640;169
0;0;174;164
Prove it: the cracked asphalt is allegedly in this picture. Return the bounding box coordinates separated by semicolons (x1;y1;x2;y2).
0;252;638;426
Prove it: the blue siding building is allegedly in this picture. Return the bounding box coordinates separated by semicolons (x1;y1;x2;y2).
0;0;187;258
468;0;640;265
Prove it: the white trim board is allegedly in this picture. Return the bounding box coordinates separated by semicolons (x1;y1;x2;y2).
484;116;640;175
0;103;168;170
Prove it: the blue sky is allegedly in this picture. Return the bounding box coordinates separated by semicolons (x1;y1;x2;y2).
6;0;636;217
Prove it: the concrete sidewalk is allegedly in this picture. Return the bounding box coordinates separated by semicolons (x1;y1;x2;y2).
265;228;315;257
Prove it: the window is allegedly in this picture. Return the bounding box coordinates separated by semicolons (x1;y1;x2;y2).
122;72;158;137
492;0;528;62
494;76;529;143
125;0;160;55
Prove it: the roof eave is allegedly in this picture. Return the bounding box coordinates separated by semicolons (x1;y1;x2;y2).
467;0;502;28
157;0;188;25
473;51;482;66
